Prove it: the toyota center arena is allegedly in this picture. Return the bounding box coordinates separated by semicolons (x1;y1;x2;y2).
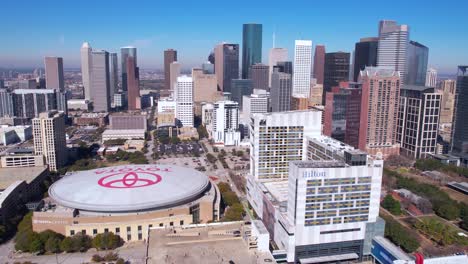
32;165;220;241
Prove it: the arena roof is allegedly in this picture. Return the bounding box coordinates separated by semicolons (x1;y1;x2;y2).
49;165;210;212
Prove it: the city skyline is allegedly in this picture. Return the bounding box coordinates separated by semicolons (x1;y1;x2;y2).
1;0;467;74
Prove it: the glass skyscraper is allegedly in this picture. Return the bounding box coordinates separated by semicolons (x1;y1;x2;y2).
121;46;137;91
406;41;429;85
242;23;262;79
451;66;468;157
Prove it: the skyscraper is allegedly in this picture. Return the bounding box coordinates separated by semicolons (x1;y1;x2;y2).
175;75;194;127
313;45;326;85
249;63;269;90
33;111;67;172
268;48;288;86
121;46;137;92
439;79;456;125
90;50;111;112
425;68;437;87
242;23;262;79
108;53;118;103
80;42;92;100
12;89;67;118
353;38;378;82
212;100;241;146
406;41;429;85
377;20;409;83
169;62;181;90
451;66;468;157
271;69;292;112
230;79;253;109
44;57;64;91
164;49;177;90
126;56;141;110
292;40;313;97
397;85;441;159
359;67;401;157
323;52;350;103
275;61;293;75
192;68;219;104
0;89;14;117
214;43;239;93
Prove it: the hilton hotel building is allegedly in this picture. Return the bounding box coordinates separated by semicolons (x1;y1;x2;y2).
247;135;384;263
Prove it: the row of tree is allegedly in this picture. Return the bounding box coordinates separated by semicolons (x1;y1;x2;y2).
414;159;468;178
382;215;420;253
414;217;468;246
218;182;244;221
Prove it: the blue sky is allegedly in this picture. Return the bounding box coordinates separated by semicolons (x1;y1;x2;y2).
1;0;467;74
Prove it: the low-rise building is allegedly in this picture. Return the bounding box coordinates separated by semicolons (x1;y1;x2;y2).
67;99;91;111
0;125;32;145
72;112;109;127
109;113;147;131
101;129;146;142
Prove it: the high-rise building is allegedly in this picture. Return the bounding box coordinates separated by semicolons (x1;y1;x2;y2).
275;61;293;75
426;68;437;87
353;38;378;82
309;83;324;106
249;63;269;90
268;48;288;86
291;95;309;110
230;79;253;109
202;62;214;74
271;69;292;112
126;56;141;110
175;75;194;127
192;68;219;104
81;42;92;100
406;41;428;85
249;110;322;181
323;52;350;103
12;89;67;119
169;62;181;91
32;111;67;172
164;49;177;89
90;50;111;112
377;20;409;83
359;67;401;157
242;93;269;125
108;53;118;102
313;45;326;85
242;23;262;79
44;57;64;91
293;40;313;97
215;43;239;93
439;80;456;124
0;89;14;117
121;46;137;92
397;85;441;159
451;66;468;157
212;101;241;146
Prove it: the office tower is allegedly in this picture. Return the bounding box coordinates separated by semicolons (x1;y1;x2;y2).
271;69;292;112
12;89;66;118
439;80;456;124
275;61;293;75
309;83;323;106
19;79;36;89
121;46;137;92
192;68;219;103
249;63;269;90
90;50;111;112
126;56;141;110
215;43;239;93
377;20;409;83
242;23;262;79
175;75;194;127
108;53;118;102
242;93;269;124
164;49;177;89
169;62;181;91
268;48;288;86
249;110;322;181
353;38;378;82
0;89;14;117
32;111;67;172
212;101;240;146
202;62;214;74
291;95;309;110
451;66;468;156
81;42;92;100
44;57;64;91
397;86;441;159
406;41;428;85
359;67;401;157
293;40;313;97
313;45;326;84
323;52;350;103
230;79;253;109
426;68;437;87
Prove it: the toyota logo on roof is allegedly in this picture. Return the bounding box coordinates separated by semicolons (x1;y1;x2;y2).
98;171;162;189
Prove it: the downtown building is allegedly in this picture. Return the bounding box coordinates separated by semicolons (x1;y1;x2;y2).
242;23;262;79
426;68;438;87
44;57;64;91
323;52;350;104
11;89;67;119
90;50;111;112
211;100;241;146
215;43;240;93
81;42;92;100
249;63;269;90
406;41;428;86
126;56;141;110
451;66;468;166
353;38;378;82
292;40;313;97
313;45;326;85
175;75;194;128
164;49;177;90
271;68;292;112
438;79;456;142
247;134;384;263
268;48;288;87
397;85;441;159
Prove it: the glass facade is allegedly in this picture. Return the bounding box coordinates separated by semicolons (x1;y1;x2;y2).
451;66;468;155
120;47;137;91
406;41;429;85
242;24;262;79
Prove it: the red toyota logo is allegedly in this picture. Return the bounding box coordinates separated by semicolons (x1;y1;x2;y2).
98;172;162;189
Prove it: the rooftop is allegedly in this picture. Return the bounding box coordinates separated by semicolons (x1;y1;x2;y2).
0;166;48;190
291;160;346;168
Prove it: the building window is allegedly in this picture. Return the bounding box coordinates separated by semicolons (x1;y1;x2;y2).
93;229;97;235
115;227;120;234
149;224;153;228
127;234;131;241
70;230;75;236
138;225;142;231
104;228;109;233
170;222;174;226
138;233;142;240
180;220;184;226
82;230;86;235
127;226;131;232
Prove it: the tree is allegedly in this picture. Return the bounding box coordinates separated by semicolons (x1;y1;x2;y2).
218;182;231;193
60;237;74;252
92;232;122;250
382;195;402;215
15;230;35;252
45;237;62;253
223;203;244;221
223;191;240;206
39;229;64;244
171;137;181;144
206;153;217;164
29;237;44;253
116;258;126;264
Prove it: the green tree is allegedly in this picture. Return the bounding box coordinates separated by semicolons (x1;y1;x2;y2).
60;237;74;252
116;258;125;264
29;237;44;253
45;237;62;253
15;230;35;252
92;232;122;250
223;191;240;206
382;195;402;215
218;182;231;193
171;137;181;144
39;229;64;244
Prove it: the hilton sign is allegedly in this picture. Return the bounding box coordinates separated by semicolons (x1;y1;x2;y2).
302;170;326;179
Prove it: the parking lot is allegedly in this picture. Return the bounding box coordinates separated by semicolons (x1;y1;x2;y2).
155;142;203;156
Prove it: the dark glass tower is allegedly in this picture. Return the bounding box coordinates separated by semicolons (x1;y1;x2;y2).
242;23;262;79
406;41;429;85
323;52;350;104
353;38;378;82
451;66;468;157
121;47;137;92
